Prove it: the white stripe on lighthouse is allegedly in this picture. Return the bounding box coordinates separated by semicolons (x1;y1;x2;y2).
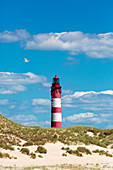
51;113;62;121
52;98;61;107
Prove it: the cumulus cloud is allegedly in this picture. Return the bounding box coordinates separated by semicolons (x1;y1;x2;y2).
0;72;47;94
9;114;37;122
32;106;49;113
62;90;113;112
25;31;113;58
32;98;50;105
63;112;95;122
0;84;27;94
62;89;73;94
0;99;9;105
65;56;80;65
0;72;47;85
63;112;109;124
42;82;51;87
1;30;113;58
0;29;31;43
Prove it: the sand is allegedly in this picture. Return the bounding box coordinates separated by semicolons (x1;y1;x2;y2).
0;141;113;169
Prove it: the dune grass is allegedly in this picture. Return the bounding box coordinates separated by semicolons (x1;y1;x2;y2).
0;114;113;149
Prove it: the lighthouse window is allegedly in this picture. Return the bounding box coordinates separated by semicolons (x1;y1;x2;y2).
53;78;59;84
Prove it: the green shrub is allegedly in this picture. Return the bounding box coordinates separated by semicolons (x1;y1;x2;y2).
30;152;36;159
3;153;11;158
23;141;33;146
62;153;67;156
77;147;92;155
0;152;11;159
0;152;3;158
3;145;14;151
35;141;45;145
0;144;4;148
53;134;58;139
38;154;43;158
92;149;112;157
92;149;99;153
0;144;14;151
106;153;112;157
35;146;47;154
66;149;82;157
111;145;113;149
61;147;69;151
20;148;30;155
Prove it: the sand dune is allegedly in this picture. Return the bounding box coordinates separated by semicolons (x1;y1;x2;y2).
0;141;113;169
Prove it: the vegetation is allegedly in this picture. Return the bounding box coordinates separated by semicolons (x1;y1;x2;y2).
30;152;36;159
62;153;67;156
77;147;92;155
111;145;113;149
20;148;30;155
0;114;113;149
23;141;34;146
35;146;47;154
0;151;13;159
93;149;112;157
38;154;43;158
0;144;14;150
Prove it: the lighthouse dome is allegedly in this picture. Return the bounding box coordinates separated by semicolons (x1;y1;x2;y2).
53;75;59;83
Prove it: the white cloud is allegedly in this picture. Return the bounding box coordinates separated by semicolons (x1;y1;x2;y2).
32;98;50;105
62;89;73;94
9;114;37;122
25;31;113;58
63;112;94;122
0;99;9;105
42;82;51;87
0;72;47;85
0;72;47;94
0;29;31;43
9;105;15;109
0;84;27;94
1;30;113;58
62;90;113;112
32;106;49;113
63;112;108;124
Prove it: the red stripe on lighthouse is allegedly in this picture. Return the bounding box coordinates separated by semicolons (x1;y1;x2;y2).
51;121;62;128
51;107;61;113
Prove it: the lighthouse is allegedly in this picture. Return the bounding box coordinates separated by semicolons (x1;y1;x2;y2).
51;75;62;128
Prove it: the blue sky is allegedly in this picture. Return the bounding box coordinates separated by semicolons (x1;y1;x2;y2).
1;0;113;128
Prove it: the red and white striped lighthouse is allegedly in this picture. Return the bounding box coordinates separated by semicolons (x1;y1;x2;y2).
51;75;62;128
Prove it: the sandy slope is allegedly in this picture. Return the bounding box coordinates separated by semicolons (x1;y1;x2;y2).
0;141;113;168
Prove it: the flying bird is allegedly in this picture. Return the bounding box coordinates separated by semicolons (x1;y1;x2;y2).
24;58;29;62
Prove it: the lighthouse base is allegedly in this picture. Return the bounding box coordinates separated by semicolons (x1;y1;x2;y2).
51;121;62;128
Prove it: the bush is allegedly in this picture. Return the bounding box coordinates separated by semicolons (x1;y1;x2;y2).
61;147;69;151
30;152;36;159
35;146;47;154
62;153;67;156
93;149;112;157
23;141;33;146
20;148;30;155
106;153;112;157
0;152;11;159
111;145;113;149
0;144;14;151
3;153;11;158
77;147;92;155
66;149;82;157
38;154;43;158
53;134;58;139
3;145;14;151
0;152;3;158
